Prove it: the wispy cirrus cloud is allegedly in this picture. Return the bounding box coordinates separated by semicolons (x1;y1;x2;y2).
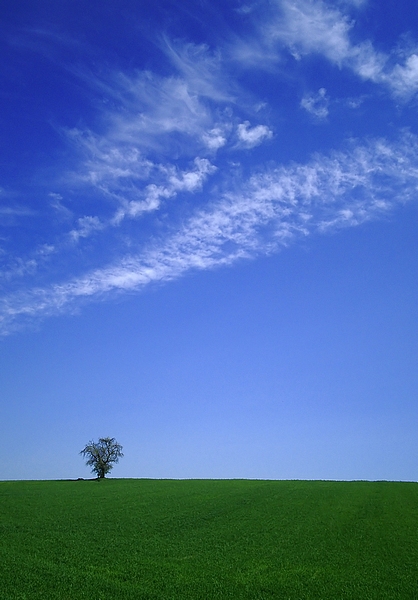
270;0;355;64
1;34;244;294
58;41;272;240
0;244;56;284
110;157;217;225
236;0;418;100
300;88;329;120
2;2;418;336
236;121;273;148
0;203;35;219
1;132;417;335
69;216;104;243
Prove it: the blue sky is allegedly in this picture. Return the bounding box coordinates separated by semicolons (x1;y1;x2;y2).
1;0;417;480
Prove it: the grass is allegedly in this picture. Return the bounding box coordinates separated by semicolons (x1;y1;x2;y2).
1;479;418;599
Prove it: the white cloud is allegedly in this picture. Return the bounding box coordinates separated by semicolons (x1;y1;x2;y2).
66;62;227;174
167;158;216;192
48;192;63;201
0;244;56;282
111;158;216;225
247;0;418;100
69;216;104;242
0;205;35;218
342;0;367;6
59;41;236;236
390;53;418;98
300;88;329;119
2;133;418;334
37;244;56;256
69;136;154;190
235;4;258;15
161;38;233;104
345;96;365;109
49;193;72;219
0;257;38;280
202;127;228;151
94;39;236;158
236;121;273;148
270;0;353;64
66;114;218;230
4;9;418;335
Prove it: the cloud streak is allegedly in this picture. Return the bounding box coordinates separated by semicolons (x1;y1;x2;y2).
2;2;418;335
2;132;417;334
300;88;329;120
246;0;418;100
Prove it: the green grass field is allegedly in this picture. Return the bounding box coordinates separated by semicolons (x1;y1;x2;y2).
1;479;418;599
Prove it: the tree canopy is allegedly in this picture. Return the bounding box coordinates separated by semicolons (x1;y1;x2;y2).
80;437;124;479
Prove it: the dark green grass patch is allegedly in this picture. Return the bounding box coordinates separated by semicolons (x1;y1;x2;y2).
1;479;418;599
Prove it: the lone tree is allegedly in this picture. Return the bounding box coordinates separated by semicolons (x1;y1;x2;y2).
80;437;124;479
